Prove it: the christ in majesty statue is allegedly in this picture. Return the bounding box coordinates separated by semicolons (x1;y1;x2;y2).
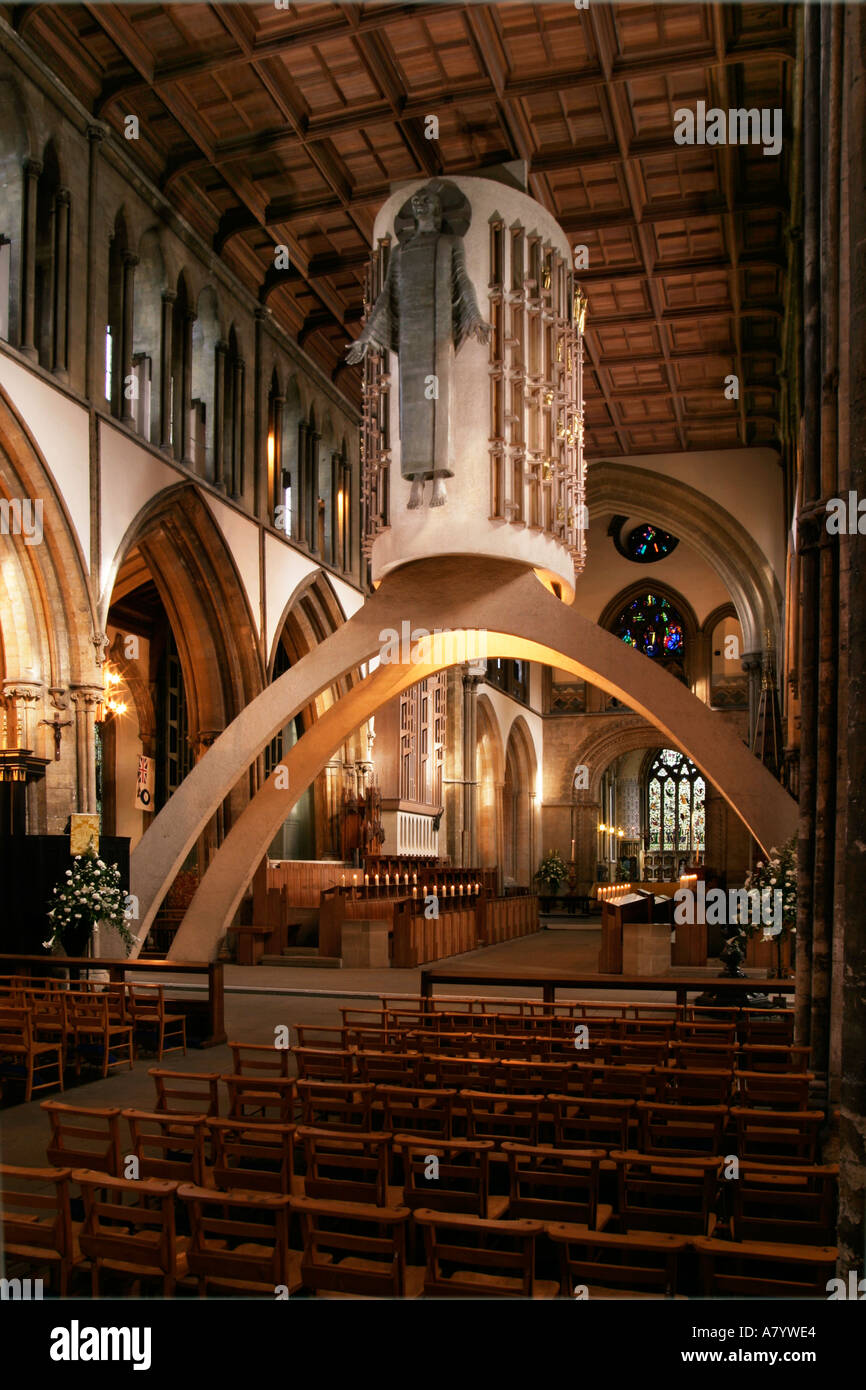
346;181;491;509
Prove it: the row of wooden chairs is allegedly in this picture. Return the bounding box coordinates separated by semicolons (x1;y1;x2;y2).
36;1096;836;1245
0;984;185;1101
140;1066;827;1166
0;1160;836;1299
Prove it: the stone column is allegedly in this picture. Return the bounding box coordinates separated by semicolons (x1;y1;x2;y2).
232;356;245;497
120;251;138;422
461;668;481;866
181;308;196;466
160;290;176;451
740;650;763;746
272;394;285;520
213;339;227;490
2;682;42;750
85;125;106;399
70;686;103;814
20;158;41;361
52;187;71;379
255;307;270;520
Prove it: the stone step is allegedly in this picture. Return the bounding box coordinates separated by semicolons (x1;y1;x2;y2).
260;953;342;968
282;946;317;956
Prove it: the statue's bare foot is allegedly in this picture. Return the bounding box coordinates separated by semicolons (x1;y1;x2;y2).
431;475;447;507
407;479;424;509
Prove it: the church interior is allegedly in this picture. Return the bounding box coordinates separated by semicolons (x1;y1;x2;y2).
0;0;864;1323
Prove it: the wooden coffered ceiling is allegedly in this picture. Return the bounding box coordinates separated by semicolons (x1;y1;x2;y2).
8;2;798;455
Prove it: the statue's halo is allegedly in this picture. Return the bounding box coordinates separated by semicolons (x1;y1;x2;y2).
394;179;472;242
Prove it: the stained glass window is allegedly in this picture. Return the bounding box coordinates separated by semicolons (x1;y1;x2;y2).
646;749;706;853
614;593;686;662
624;523;679;563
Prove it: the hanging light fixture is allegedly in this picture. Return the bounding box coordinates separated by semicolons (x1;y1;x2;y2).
102;668;128;718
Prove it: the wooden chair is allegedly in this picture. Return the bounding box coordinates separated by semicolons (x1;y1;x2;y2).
605;1039;670;1067
297;1126;396;1206
378;1084;455;1141
635;1101;728;1158
575;1062;656;1101
494;1058;571;1095
741;1009;795;1046
394;1137;506;1217
729;1108;824;1165
292;1046;356;1082
293;1194;423;1298
462;1090;544;1148
654;1066;732;1105
619;1018;676;1043
611;1151;722;1236
502;1143;611;1227
675;1021;738;1043
208;1117;298;1195
73;1169;188;1296
550;1096;634;1153
28;990;72;1070
122;1109;209;1186
42;1101;123;1176
669;1042;738;1071
729;1162;838;1246
0;1005;64;1100
223;1073;296;1125
355;1050;423;1087
229;1041;292;1077
67;992;133;1078
547;1225;687;1299
429;1055;499;1093
297;1079;373;1131
150;1067;221;1119
734;1069;813;1110
738;1044;811;1074
178;1184;302;1296
694;1236;837;1297
0;1163;81;1295
294;1024;347;1051
128;983;187;1060
413;1209;558;1298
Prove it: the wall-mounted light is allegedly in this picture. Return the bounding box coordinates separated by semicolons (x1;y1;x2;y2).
267;431;275;471
103;668;127;718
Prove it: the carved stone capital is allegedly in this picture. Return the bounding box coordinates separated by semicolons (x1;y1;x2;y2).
49;686;70;711
92;631;110;664
3;682;42;704
70;685;105;710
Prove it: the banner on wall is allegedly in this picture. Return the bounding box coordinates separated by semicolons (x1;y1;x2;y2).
134;755;155;811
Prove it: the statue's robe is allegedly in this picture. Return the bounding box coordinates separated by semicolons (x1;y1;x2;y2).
360;230;483;481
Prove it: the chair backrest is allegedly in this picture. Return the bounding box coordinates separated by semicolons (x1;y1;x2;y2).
223;1073;296;1124
355;1050;422;1087
694;1235;837;1297
178;1183;293;1292
378;1084;455;1140
293;1194;411;1297
0;1004;35;1048
494;1059;571;1094
738;1044;811;1074
669;1042;738;1070
229;1042;291;1076
675;1021;737;1043
149;1067;221;1117
208;1117;296;1194
122;1109;209;1185
430;1055;499;1091
0;1163;73;1263
741;1009;795;1045
550;1095;634;1152
395;1137;495;1215
612;1150;722;1235
292;1046;356;1082
129;983;166;1019
42;1101;123;1175
576;1062;656;1101
654;1066;732;1105
413;1208;543;1298
293;1025;346;1051
462;1090;544;1147
73;1169;180;1277
298;1126;392;1206
503;1143;606;1225
734;1069;812;1110
297;1079;373;1131
731;1162;838;1245
635;1101;728;1158
547;1224;687;1297
730;1107;823;1164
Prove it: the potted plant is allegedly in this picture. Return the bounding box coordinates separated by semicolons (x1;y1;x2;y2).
742;835;797;981
44;849;135;964
534;850;568;912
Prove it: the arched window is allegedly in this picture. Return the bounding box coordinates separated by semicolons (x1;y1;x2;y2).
646;748;705;853
615;592;685;661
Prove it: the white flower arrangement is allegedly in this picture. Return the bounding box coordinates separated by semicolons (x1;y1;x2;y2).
45;849;134;954
744;834;797;933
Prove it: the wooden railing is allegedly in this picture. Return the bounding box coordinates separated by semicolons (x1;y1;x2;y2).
318;889;540;967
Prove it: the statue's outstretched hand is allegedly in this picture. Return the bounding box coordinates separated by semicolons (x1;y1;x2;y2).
346;339;369;364
473;321;493;346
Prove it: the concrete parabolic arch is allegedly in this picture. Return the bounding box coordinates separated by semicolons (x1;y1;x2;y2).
125;557;798;961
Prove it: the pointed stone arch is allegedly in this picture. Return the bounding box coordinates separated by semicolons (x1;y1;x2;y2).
476;692;505;873
504;714;538;885
121;557;797;958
